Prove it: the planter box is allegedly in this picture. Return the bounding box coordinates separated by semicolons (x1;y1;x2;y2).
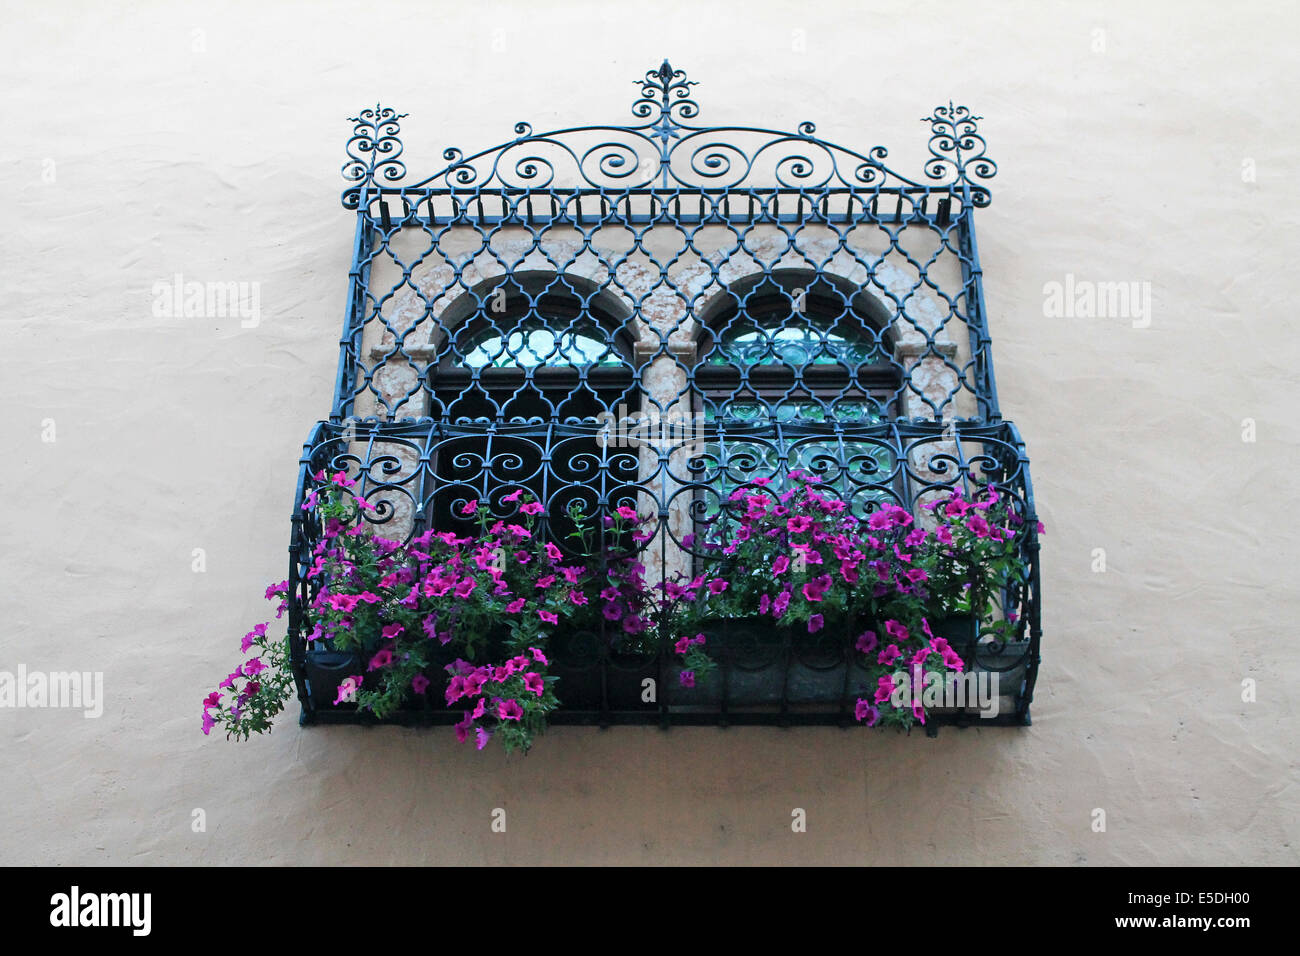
547;627;659;713
662;615;979;712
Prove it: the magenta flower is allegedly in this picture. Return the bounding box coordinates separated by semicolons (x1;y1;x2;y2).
520;501;544;515
674;635;692;655
334;675;361;705
244;657;266;677
498;699;524;721
203;691;222;710
505;598;526;613
446;675;469;704
455;578;477;598
616;505;638;520
707;579;729;595
679;670;696;688
801;574;832;602
461;499;478;516
368;649;393;671
884;619;909;642
787;515;812;533
759;593;772;615
529;647;549;665
772;590;791;616
201;710;217;735
538;610;559;625
873;674;896;705
877;644;902;666
854;699;880;725
545;542;563;562
454;713;474;743
523;672;545;696
502;489;524;503
475;727;492;750
381;623;405;641
855;630;878;654
772;555;790;575
808;614;824;633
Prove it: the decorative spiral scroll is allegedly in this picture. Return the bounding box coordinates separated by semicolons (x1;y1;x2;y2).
340;65;995;200
921;102;998;207
341;104;409;209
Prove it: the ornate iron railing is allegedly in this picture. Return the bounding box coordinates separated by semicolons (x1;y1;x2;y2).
288;62;1042;732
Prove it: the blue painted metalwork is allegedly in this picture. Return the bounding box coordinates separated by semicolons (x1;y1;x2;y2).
288;62;1042;731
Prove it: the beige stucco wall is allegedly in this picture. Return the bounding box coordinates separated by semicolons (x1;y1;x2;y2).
2;0;1297;865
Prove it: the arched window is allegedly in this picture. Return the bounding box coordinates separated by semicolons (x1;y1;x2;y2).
691;271;902;516
430;272;637;424
426;273;642;536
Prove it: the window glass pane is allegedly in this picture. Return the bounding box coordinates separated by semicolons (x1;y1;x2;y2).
707;321;887;366
461;323;621;368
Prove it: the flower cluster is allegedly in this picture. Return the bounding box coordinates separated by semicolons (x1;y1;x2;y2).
206;473;656;752
663;471;1036;727
206;467;1038;745
202;590;294;740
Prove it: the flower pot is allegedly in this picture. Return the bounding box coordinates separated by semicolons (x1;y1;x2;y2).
303;648;364;713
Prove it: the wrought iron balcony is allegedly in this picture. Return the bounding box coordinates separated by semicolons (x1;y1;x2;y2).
287;62;1042;732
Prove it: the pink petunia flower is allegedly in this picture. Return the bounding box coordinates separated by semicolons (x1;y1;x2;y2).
412;674;431;695
523;672;545;696
334;675;361;705
873;674;896;705
529;647;549;664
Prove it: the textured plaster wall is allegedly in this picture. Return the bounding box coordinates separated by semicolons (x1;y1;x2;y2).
1;0;1297;865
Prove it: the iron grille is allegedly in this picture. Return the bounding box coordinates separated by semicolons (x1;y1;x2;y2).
287;62;1042;731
